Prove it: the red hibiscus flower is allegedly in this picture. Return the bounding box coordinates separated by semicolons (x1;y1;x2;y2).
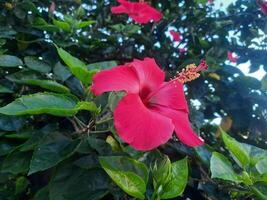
227;51;238;63
179;48;186;54
170;30;182;42
91;58;207;151
111;0;163;24
261;2;267;15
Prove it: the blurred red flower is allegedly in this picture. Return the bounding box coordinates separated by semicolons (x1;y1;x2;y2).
111;0;163;24
227;51;238;63
170;30;182;42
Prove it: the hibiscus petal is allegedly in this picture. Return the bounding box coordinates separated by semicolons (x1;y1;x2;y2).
130;3;163;24
150;106;204;147
114;93;174;151
91;65;139;96
111;5;128;14
131;58;165;98
148;81;189;112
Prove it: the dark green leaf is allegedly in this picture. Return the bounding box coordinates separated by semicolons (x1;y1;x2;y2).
49;164;109;200
24;56;51;73
28;133;81;174
1;150;32;174
0;55;23;67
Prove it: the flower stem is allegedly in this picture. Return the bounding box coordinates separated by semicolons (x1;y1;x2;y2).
95;117;113;125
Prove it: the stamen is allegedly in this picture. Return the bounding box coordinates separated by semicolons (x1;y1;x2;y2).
174;59;208;84
139;0;145;3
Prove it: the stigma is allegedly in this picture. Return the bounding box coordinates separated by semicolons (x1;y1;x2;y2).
175;60;208;84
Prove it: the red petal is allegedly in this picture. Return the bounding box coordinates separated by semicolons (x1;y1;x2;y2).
132;58;165;98
114;94;174;151
111;0;162;24
150;106;204;147
111;5;128;14
170;30;182;42
130;3;163;24
91;65;139;96
147;81;189;112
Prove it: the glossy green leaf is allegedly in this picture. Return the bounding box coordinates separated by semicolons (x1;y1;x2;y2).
28;133;81;174
99;156;148;199
220;127;250;167
0;93;99;116
24;56;51;73
160;157;188;199
0;55;23;67
210;152;241;183
56;46;97;85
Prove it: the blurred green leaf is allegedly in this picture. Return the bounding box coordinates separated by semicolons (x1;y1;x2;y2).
0;55;23;67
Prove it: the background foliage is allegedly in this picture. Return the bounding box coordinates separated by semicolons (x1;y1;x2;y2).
0;0;267;199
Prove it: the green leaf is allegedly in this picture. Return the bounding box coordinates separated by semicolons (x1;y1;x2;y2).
160;157;188;199
0;55;23;67
56;46;97;85
152;155;172;189
1;150;32;174
49;164;109;200
53;19;71;32
76;20;95;29
0;115;24;131
7;70;70;93
35;186;50;200
28;133;81;174
210;152;241;183
0;93;99;116
220;127;250;167
0;85;13;93
15;176;29;194
87;60;117;70
99;156;148;199
53;62;72;81
24;56;51;73
256;158;267;175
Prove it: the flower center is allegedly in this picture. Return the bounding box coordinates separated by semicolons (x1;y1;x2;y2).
173;59;208;84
